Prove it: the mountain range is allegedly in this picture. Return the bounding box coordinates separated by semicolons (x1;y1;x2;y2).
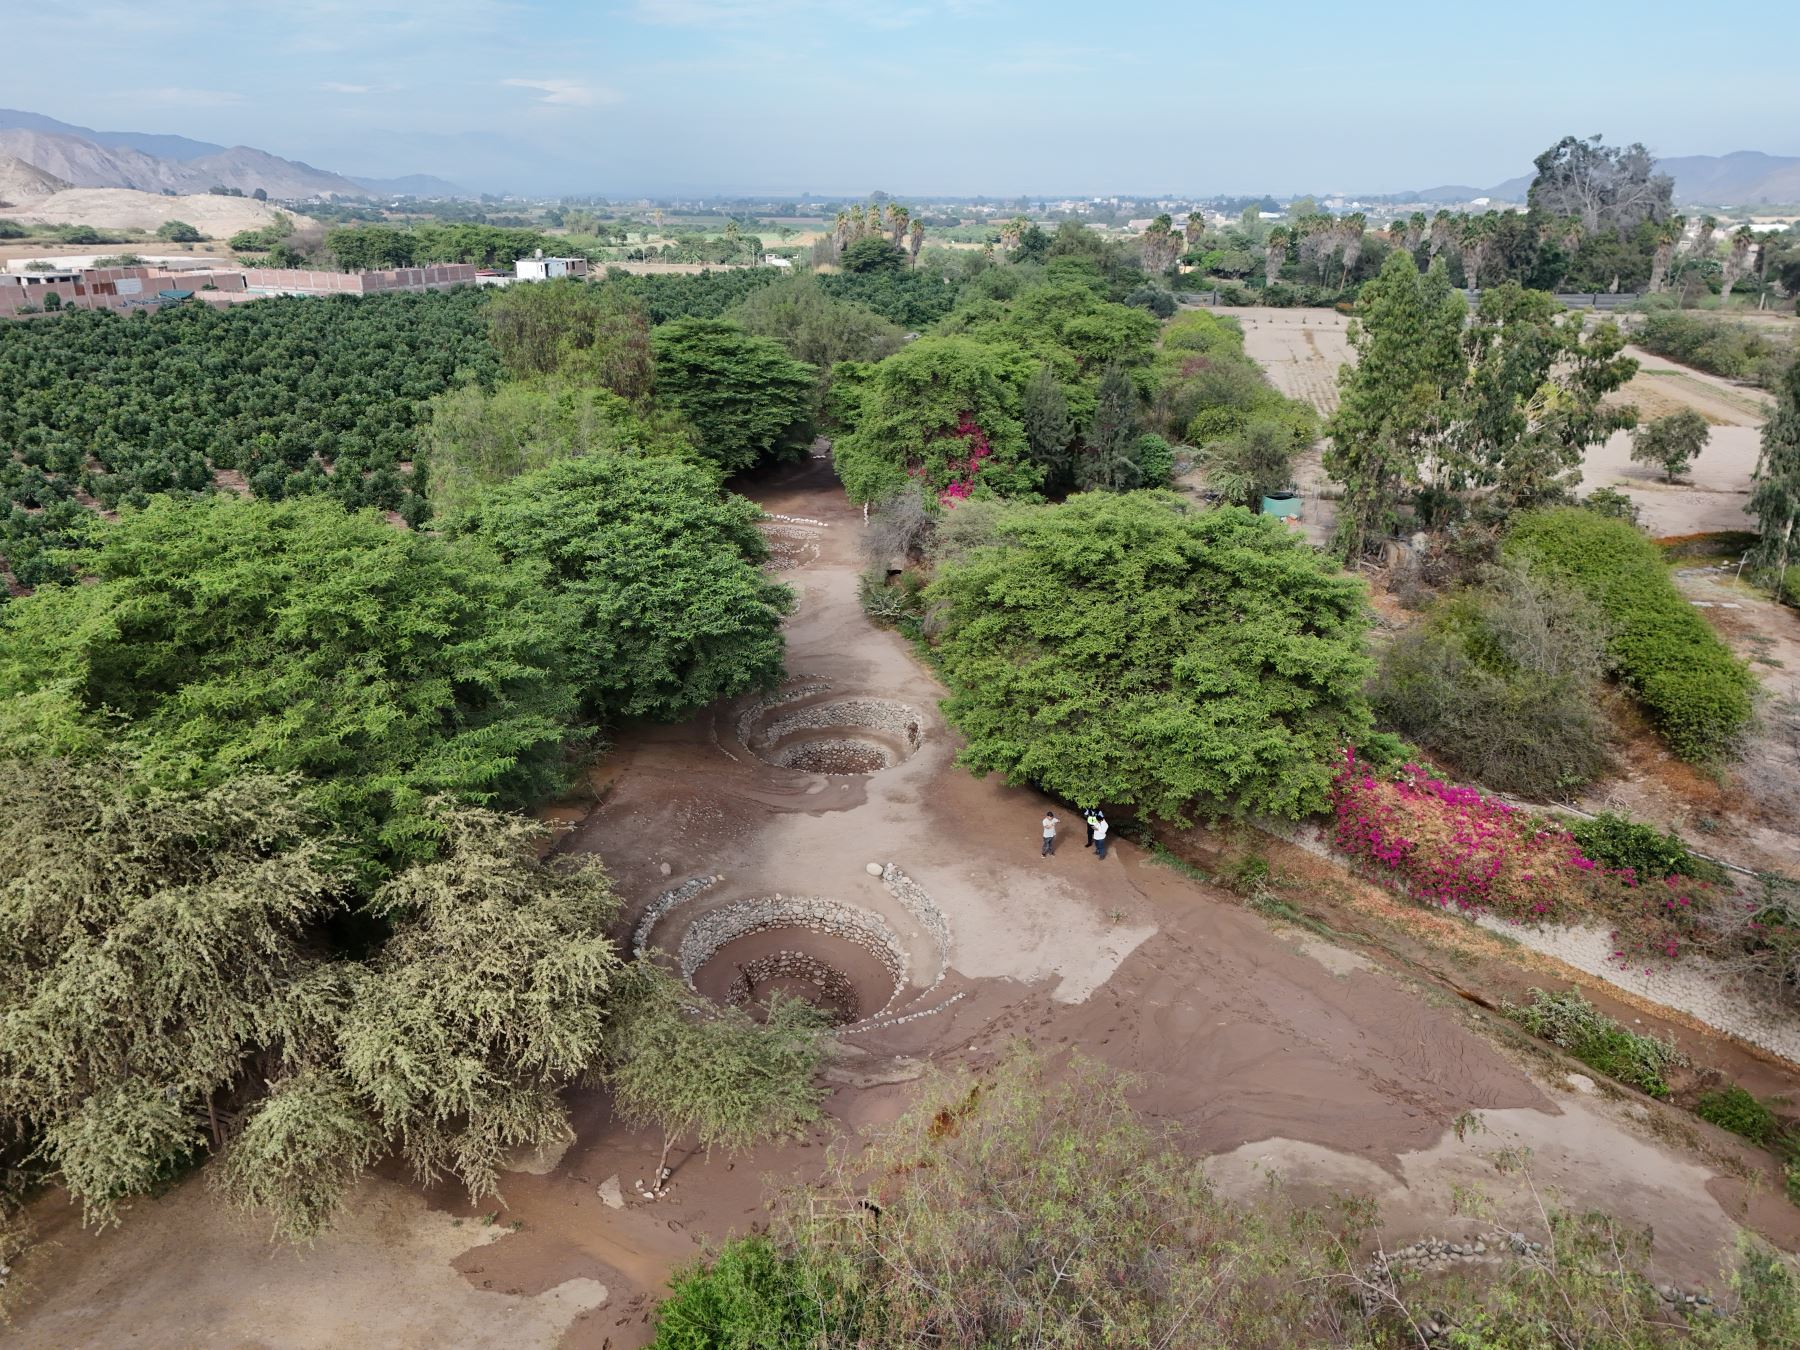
1403;152;1800;207
0;109;466;201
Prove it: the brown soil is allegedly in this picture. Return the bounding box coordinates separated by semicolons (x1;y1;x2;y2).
12;457;1799;1348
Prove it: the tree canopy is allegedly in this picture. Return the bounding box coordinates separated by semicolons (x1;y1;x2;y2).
485;279;654;400
650;319;817;473
418;379;698;517
0;495;579;875
832;336;1037;504
927;492;1372;820
452;455;792;724
1528;134;1674;237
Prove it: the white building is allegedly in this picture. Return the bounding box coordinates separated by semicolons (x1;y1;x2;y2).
514;255;590;281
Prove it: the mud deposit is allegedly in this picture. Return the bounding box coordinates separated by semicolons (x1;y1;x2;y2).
13;456;1795;1350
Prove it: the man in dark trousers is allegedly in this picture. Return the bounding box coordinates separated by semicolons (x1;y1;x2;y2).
1091;811;1111;860
1083;807;1105;849
1040;810;1059;857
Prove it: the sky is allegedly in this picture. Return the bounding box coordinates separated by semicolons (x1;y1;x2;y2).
9;0;1800;198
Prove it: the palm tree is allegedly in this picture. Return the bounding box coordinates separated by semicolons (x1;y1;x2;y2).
1183;212;1205;250
1405;211;1427;254
1457;216;1490;289
1000;216;1027;252
909;218;924;266
1428;210;1455;261
1647;216;1683;293
1263;227;1288;287
832;209;850;251
888;203;910;248
1720;224;1755;305
1338;212;1367;288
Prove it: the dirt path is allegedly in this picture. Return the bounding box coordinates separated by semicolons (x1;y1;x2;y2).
11;458;1794;1348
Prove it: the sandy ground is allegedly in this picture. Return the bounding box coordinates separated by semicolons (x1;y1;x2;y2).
14;456;1796;1348
0;189;303;237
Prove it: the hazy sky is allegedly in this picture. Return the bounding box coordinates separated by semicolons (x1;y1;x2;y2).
12;0;1800;196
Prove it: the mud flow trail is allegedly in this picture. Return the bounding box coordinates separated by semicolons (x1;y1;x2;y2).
11;457;1790;1350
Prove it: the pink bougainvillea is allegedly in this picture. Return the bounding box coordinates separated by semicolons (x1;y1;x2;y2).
1330;751;1714;966
935;414;992;507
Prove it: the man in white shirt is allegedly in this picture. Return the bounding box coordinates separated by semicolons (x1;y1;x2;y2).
1040;810;1059;857
1091;812;1110;860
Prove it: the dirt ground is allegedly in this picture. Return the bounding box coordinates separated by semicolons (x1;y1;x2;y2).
14;456;1799;1349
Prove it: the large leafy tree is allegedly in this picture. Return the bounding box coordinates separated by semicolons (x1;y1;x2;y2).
0;763;343;1229
727;273;904;417
1528;135;1674;236
419;379;697;517
453;455;792;724
0;496;580;874
832;336;1037;504
1324;252;1466;560
927;493;1372;820
485;279;654;400
650;319;817;473
1448;283;1638;508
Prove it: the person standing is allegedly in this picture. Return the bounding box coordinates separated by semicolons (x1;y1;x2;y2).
1083;807;1105;849
1091;812;1110;860
1040;810;1059;857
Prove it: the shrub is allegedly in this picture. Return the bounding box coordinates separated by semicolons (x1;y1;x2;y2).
1695;1085;1776;1145
1581;486;1640;524
1504;988;1684;1097
1370;571;1612;797
1507;508;1754;762
1569;812;1721;882
1636;312;1793;389
1630;410;1710;482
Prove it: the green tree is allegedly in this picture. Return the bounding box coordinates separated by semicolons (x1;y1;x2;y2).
0;496;580;875
453;455;792;724
1020;363;1076;494
838;237;905;274
831;336;1037;504
1750;358;1800;598
486;279;654;400
1325;252;1466;559
1449;283;1638;508
1077;363;1143;491
155;220;203;243
650;319;817;474
0;763;342;1230
1195;419;1295;508
604;970;826;1182
727;274;903;417
1630;409;1710;483
419;379;697;517
927;493;1371;820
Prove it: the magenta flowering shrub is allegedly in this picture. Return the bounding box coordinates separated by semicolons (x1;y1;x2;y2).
935;414;992;506
1330;751;1716;966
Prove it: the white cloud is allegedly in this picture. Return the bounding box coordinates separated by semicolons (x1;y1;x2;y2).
320;81;400;94
503;77;620;108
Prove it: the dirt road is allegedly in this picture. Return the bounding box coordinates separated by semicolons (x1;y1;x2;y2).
12;458;1794;1348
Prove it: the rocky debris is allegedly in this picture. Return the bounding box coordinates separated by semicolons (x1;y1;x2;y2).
597;1176;624;1210
727;949;860;1022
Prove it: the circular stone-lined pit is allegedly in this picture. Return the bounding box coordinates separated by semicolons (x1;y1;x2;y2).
740;695;923;777
676;893;909;1027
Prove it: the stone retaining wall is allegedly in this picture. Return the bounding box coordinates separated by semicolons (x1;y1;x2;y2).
727;950;860;1022
676;894;908;1019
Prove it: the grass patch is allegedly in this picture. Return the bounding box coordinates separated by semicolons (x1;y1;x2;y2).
1502;987;1685;1098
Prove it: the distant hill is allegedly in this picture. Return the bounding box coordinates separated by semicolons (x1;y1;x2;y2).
0;108;224;162
352;173;470;198
0;109;466;201
1655;152;1800;205
0;153;70;206
1403;153;1800;208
